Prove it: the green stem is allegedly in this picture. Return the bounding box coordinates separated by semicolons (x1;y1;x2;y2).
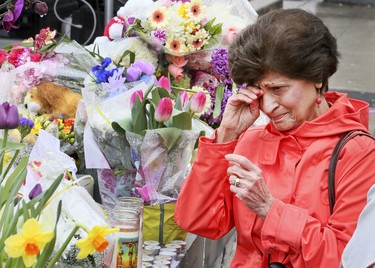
2;149;19;179
0;0;13;13
0;129;8;176
2;129;8;149
171;86;197;93
46;225;80;268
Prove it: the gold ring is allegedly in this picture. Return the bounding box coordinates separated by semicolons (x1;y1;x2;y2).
235;177;240;188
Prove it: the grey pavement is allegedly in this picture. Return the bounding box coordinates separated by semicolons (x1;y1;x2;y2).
251;0;375;134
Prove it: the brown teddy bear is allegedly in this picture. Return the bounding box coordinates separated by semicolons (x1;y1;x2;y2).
25;81;82;119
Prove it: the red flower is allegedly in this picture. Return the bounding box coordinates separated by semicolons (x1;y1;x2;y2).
0;49;8;66
8;48;28;67
29;52;42;62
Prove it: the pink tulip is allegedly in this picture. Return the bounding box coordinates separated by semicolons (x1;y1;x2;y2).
130;90;144;106
155;97;173;123
157;76;171;91
136;185;150;203
190;91;206;114
179;91;189;109
168;64;184;81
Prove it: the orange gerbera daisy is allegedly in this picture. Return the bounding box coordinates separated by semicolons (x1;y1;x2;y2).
149;6;169;29
187;0;204;20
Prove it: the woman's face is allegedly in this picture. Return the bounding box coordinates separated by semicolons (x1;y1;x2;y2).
257;72;320;132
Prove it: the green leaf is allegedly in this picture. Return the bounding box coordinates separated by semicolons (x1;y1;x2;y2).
112;118;133;134
0;139;25;151
0;157;28;208
34;174;64;215
36;201;63;268
213;84;225;119
174;93;183;111
115;49;136;66
153;128;182;151
168;111;193;130
131;96;148;134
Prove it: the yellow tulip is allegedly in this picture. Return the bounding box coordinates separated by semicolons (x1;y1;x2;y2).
76;226;119;259
4;218;54;267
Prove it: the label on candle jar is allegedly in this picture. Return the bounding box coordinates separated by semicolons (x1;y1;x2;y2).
115;228;140;268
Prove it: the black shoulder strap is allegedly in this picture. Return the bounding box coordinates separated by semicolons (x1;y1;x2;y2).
328;130;375;214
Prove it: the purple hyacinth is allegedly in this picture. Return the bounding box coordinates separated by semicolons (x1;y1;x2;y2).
199;81;233;128
211;48;231;80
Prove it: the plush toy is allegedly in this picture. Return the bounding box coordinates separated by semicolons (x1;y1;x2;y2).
24;81;82;119
102;0;153;41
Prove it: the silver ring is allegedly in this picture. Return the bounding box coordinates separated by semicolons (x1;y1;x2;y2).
235;177;240;188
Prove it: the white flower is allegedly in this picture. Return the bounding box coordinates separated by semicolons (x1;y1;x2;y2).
147;6;169;29
185;0;206;22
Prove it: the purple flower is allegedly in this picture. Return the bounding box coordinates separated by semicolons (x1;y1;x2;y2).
211;48;231;81
29;183;42;200
126;65;142;82
34;1;48;16
19;117;34;128
0;102;20;129
152;29;167;43
2;0;24;32
133;61;155;76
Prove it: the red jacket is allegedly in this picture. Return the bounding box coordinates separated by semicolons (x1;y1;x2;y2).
175;92;375;267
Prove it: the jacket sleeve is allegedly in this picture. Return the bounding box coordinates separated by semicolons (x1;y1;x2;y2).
261;135;375;267
174;133;237;240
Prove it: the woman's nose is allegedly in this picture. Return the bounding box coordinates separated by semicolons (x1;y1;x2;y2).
260;93;278;114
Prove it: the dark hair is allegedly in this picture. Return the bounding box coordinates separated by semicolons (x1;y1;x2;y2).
228;8;340;91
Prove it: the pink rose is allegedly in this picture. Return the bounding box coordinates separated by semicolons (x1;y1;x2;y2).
165;54;188;68
223;27;239;45
168;64;184;81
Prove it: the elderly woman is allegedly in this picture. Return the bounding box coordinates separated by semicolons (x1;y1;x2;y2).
174;8;375;267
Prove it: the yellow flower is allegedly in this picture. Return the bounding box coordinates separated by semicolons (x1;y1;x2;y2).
3;152;12;166
4;218;54;267
30;123;42;135
76;226;119;259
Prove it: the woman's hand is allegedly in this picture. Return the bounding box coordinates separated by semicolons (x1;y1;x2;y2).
226;154;274;220
216;87;263;143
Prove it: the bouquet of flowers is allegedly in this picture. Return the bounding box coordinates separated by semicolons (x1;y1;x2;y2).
81;52;212;208
0;27;101;170
0;0;48;32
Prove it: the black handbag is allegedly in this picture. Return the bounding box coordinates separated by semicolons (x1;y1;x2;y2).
328;130;375;214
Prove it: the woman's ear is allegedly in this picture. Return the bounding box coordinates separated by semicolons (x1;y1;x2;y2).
315;82;323;90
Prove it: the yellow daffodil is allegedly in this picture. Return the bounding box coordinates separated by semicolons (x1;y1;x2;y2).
76;226;119;259
30;123;42;135
4;218;54;267
3;152;12;166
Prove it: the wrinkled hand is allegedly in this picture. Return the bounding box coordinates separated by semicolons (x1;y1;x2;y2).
216;87;263;143
226;154;274;220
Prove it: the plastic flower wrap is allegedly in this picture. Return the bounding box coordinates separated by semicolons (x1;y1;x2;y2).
0;104;110;267
82;65;213;207
124;0;222;55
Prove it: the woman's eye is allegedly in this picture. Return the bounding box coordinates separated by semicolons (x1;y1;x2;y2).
270;87;282;92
